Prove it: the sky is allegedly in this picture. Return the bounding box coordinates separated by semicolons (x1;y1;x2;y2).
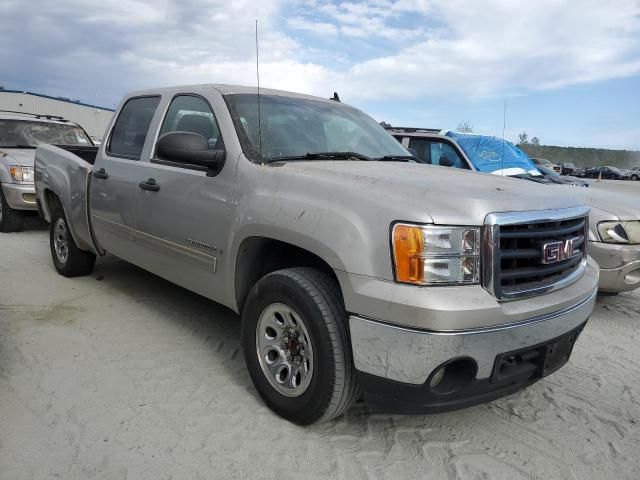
1;0;639;149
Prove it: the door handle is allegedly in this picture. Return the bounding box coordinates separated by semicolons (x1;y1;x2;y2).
93;168;109;180
139;178;160;192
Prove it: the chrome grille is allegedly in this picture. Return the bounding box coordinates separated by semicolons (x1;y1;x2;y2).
482;207;589;300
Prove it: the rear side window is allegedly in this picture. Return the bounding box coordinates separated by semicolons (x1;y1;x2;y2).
108;96;160;160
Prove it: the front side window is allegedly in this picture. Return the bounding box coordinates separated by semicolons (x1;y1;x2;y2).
408;138;468;169
0;120;92;148
225;94;409;161
108;96;160;160
157;95;223;151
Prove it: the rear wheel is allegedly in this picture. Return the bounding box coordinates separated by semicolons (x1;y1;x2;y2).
0;187;25;232
49;207;96;277
241;267;360;424
631;174;639;181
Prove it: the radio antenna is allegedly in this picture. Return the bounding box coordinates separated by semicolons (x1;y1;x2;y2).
255;19;263;165
501;99;507;176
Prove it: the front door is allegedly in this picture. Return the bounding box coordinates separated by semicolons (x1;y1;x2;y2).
90;96;161;263
132;94;234;301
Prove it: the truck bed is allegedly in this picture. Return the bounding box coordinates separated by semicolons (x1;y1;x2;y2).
34;144;99;254
53;145;99;165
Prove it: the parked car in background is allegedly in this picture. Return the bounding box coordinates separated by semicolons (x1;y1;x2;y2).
0;111;94;231
388;128;640;294
537;165;590;187
35;85;599;423
531;157;561;173
585;166;631;180
626;167;639;181
557;162;586;177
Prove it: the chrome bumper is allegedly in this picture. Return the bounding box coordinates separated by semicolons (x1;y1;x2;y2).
349;289;597;385
589;242;640;293
1;182;37;210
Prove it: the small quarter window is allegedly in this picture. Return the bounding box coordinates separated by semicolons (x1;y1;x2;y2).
108;96;160;160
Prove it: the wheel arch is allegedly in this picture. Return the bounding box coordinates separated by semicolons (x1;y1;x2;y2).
234;236;343;315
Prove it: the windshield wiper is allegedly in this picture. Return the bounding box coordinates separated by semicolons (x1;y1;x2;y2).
267;151;372;163
511;174;550;184
375;155;416;162
0;145;36;149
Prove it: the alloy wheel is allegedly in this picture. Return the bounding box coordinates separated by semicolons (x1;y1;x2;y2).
256;303;314;397
53;217;69;264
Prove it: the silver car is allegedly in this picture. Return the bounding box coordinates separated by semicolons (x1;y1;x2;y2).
0;111;93;231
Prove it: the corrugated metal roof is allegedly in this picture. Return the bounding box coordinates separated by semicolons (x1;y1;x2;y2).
0;89;114;111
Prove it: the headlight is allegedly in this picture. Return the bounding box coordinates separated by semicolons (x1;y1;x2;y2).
9;165;34;183
392;224;481;285
597;221;640;244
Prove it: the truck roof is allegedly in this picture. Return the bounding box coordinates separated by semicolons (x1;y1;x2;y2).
124;84;342;105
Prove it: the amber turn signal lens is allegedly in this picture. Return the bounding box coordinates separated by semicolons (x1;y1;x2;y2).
393;224;425;284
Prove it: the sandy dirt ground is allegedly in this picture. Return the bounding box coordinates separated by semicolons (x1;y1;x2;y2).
1;220;639;480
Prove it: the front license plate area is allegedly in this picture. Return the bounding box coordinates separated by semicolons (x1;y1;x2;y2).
491;325;584;384
541;329;580;377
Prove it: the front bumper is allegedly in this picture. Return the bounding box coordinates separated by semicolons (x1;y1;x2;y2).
589;241;640;293
350;291;595;413
1;182;37;211
356;321;587;414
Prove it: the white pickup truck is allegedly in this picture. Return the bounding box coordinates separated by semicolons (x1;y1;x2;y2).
35;84;598;423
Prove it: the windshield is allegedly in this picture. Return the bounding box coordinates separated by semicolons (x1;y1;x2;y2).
0;119;92;148
445;131;540;176
225;94;410;161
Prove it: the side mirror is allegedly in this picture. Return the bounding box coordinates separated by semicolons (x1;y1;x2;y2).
156;131;225;176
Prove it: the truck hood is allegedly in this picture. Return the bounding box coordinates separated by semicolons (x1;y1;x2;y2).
0;148;36;167
277;161;587;225
565;185;640;221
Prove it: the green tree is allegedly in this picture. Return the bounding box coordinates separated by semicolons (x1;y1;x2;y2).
531;136;540;146
518;132;529;145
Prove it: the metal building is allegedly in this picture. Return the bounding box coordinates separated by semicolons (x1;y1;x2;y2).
0;89;114;140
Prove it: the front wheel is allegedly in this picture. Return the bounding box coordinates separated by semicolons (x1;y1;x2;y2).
49;207;96;277
241;268;360;424
631;174;639;181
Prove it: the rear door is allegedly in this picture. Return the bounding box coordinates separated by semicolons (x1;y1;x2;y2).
90;96;161;262
132;93;235;301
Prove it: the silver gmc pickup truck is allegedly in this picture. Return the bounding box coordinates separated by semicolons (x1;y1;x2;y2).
35;85;599;424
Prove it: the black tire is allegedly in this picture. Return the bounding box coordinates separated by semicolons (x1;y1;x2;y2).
631;174;638;181
49;207;96;277
241;267;360;424
0;187;25;232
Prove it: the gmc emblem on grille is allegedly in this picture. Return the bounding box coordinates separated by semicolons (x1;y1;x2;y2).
541;237;582;264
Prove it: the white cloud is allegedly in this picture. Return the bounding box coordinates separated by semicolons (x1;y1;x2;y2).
1;0;639;109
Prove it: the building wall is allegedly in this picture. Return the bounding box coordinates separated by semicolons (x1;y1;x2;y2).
0;91;114;140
